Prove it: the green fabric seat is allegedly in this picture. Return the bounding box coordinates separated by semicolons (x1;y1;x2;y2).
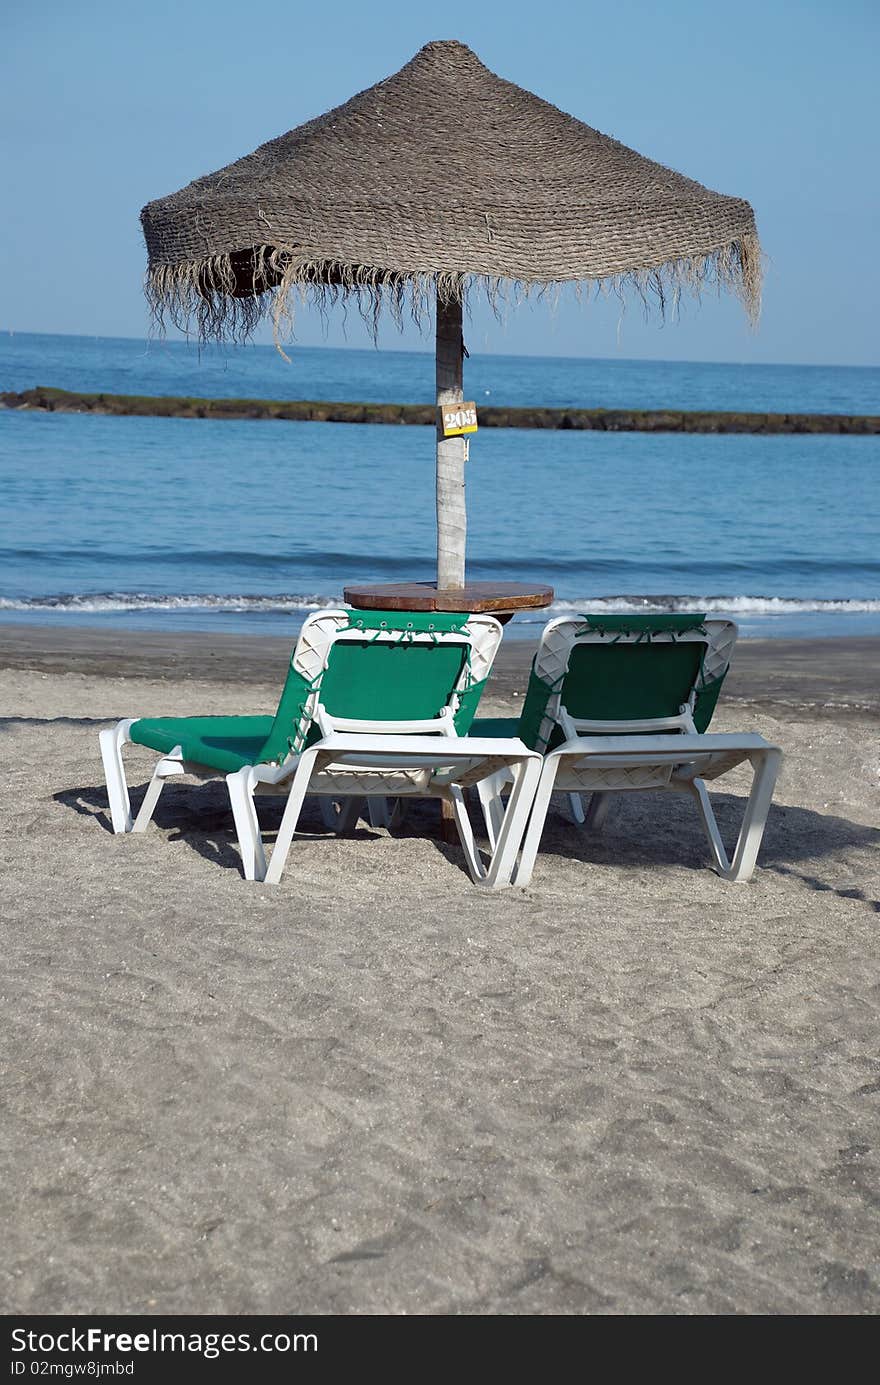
101;608;516;886
471;716;519;739
477;613;779;888
468;612;774;886
473;614;730;750
258;636;471;766
130;715;274;774
127;610;490;776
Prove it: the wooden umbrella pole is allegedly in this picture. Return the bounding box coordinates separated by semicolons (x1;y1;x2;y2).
436;291;465;841
435;291;466;590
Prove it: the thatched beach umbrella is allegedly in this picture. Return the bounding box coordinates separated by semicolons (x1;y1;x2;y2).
142;39;761;593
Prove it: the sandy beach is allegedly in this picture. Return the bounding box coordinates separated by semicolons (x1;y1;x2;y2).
1;625;878;1315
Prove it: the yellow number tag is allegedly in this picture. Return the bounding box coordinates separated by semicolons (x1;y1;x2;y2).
441;402;478;437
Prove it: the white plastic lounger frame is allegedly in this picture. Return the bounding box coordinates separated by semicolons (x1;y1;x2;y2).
246;723;540;890
478;616;780;884
514;731;782;886
100;609;540;889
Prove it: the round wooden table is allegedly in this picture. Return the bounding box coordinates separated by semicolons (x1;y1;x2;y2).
343;580;554;625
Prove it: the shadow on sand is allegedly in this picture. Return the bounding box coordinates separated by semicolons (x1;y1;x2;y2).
515;791;880;911
55;777;879;908
55;780;384;877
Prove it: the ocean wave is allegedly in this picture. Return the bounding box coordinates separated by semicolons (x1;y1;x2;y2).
0;592;342;614
1;548;878;580
1;591;879;617
0;547;434;575
539;595;880;617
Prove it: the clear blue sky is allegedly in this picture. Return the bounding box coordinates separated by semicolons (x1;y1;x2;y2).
2;0;877;365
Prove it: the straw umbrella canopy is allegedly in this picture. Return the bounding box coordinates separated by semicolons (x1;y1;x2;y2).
142;39;761;591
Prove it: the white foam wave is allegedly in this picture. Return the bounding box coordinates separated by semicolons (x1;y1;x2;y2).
542;595;880;616
0;592;341;614
1;592;879;619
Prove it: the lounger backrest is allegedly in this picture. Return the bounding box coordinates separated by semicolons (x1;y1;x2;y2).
518;614;737;752
257;608;503;765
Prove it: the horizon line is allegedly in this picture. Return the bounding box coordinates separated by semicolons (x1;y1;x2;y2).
2;327;878;374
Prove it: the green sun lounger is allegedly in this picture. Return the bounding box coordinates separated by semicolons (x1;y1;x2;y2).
473;613;781;884
99;608;540;888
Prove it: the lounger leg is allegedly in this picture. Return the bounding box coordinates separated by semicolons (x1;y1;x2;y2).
264;755;318;886
568;792;586;824
366;797;391;829
687;778;730;876
511;756;561;887
131;757;184;833
475;777;496;850
322;798;388;829
485;756;543;889
319;797;364;831
99;720;135;833
447;785;487;883
728;748;782;882
388;798;408;829
226;767;267;882
687;747;782;883
476;769;508;850
584;791;611;832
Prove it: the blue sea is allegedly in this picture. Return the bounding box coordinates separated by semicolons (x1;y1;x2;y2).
1;331;878;640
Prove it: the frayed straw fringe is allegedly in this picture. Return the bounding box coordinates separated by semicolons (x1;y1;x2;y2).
145;233;762;355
